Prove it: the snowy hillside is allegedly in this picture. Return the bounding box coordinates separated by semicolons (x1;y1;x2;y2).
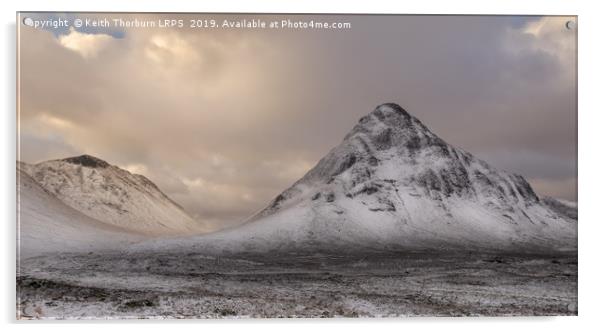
20;155;206;235
137;103;577;254
542;197;577;222
17;167;145;258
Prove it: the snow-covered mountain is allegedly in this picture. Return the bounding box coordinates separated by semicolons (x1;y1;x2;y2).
138;103;577;254
20;155;206;236
17;167;144;258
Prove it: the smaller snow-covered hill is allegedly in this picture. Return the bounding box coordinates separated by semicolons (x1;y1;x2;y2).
18;168;144;258
21;155;205;236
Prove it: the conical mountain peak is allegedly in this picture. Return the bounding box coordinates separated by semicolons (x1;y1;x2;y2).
251;103;557;242
135;103;576;255
345;103;439;152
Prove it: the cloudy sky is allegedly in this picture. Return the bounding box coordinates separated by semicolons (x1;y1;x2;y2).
18;13;577;229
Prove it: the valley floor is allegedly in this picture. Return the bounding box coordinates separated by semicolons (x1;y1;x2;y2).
17;251;577;319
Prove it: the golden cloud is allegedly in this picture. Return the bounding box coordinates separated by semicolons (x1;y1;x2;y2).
58;27;114;58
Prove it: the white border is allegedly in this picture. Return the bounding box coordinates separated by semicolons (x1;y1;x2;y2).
2;0;600;331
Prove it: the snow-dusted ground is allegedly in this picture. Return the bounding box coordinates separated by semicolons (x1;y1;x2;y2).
17;252;577;319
